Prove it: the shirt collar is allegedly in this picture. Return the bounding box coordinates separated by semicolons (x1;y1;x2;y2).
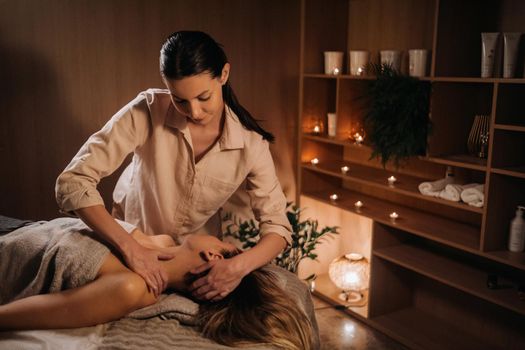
219;105;245;150
164;103;245;150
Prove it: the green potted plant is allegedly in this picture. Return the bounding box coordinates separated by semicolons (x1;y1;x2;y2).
364;63;432;167
222;203;338;281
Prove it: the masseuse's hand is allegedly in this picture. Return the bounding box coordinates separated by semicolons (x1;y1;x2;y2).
190;258;246;301
125;243;174;298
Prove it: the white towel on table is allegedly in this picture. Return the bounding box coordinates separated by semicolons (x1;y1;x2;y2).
419;176;455;197
461;184;484;207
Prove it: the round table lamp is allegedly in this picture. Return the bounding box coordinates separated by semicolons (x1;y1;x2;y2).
328;253;369;302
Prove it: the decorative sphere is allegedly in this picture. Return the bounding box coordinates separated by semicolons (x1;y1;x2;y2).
328;253;369;291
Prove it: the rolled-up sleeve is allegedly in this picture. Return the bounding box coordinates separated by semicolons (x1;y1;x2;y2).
55;95;150;215
246;141;292;247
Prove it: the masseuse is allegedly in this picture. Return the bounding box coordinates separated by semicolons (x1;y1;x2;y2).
55;31;292;301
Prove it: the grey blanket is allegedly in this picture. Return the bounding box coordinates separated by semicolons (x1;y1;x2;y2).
0;218;116;304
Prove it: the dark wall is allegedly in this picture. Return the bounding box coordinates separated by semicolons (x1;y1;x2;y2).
0;0;300;220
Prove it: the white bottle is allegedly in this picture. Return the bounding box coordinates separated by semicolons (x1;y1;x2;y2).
508;206;525;252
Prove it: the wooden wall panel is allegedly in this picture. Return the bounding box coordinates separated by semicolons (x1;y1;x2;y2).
0;0;300;220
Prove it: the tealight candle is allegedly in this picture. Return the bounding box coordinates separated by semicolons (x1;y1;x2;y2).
330;194;338;202
389;212;399;221
354;133;364;145
388;176;397;186
313;125;321;134
333;67;340;75
354;200;363;211
310;158;319;165
341;166;350;174
357;67;364;76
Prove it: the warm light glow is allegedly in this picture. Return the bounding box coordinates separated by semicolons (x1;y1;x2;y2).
341;166;350;174
388;176;397;186
354;133;364;145
343;322;356;336
354;200;363;209
310;158;319;165
389;212;399;220
328;254;370;302
329;193;338;202
357;67;364;76
333;67;340;75
313;125;321;134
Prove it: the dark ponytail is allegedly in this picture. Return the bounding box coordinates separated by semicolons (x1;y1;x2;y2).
160;31;274;142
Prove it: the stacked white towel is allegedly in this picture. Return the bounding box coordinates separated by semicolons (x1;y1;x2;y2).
461;184;484;207
439;184;462;202
418;176;455;197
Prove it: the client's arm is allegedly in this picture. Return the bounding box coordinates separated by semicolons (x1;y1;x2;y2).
0;267;157;331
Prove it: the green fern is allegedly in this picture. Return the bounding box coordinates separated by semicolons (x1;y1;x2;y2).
364;63;432;167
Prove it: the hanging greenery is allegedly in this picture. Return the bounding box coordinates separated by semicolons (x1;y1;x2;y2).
223;203;338;281
364;63;432;167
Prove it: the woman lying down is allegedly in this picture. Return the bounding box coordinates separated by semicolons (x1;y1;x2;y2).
0;218;313;350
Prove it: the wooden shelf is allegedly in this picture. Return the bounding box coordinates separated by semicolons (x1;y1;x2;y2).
432;77;525;84
302;73;338;79
374;244;525;315
303;73;375;80
371;307;501;350
302;161;484;213
484;250;525;272
302;75;525;84
494;124;525;133
491;167;525;179
301;188;481;253
303;134;488;173
302;133;351;146
312;273;369;320
420;154;487;171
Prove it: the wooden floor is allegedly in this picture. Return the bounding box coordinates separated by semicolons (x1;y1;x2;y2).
313;296;407;350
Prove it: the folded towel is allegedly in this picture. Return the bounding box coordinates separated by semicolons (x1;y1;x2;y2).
461;184;484;207
439;184;465;202
419;176;455;197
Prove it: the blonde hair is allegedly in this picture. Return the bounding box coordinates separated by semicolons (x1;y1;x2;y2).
196;269;313;350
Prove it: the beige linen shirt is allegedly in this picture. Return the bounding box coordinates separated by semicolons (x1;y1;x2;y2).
55;89;292;245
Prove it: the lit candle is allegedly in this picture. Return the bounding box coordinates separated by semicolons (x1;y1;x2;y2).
357;67;364;76
388;176;397;186
333;67;340;75
354;133;364;145
330;194;338;202
354;200;363;211
313;125;321;134
310;158;319;165
389;212;399;221
341;166;350;174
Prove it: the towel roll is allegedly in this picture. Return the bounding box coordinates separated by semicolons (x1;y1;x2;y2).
461;184;484;207
419;176;455;197
439;184;464;202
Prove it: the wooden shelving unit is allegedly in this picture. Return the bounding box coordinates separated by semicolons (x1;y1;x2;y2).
302;161;484;213
374;244;525;315
297;0;525;348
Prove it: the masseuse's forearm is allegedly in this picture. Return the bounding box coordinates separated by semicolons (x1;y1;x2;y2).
237;233;287;274
75;205;138;254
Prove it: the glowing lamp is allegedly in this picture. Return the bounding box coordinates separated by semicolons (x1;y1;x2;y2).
328;253;369;302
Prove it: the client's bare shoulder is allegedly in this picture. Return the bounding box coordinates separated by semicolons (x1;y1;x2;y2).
96;253;159;309
131;229;176;249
